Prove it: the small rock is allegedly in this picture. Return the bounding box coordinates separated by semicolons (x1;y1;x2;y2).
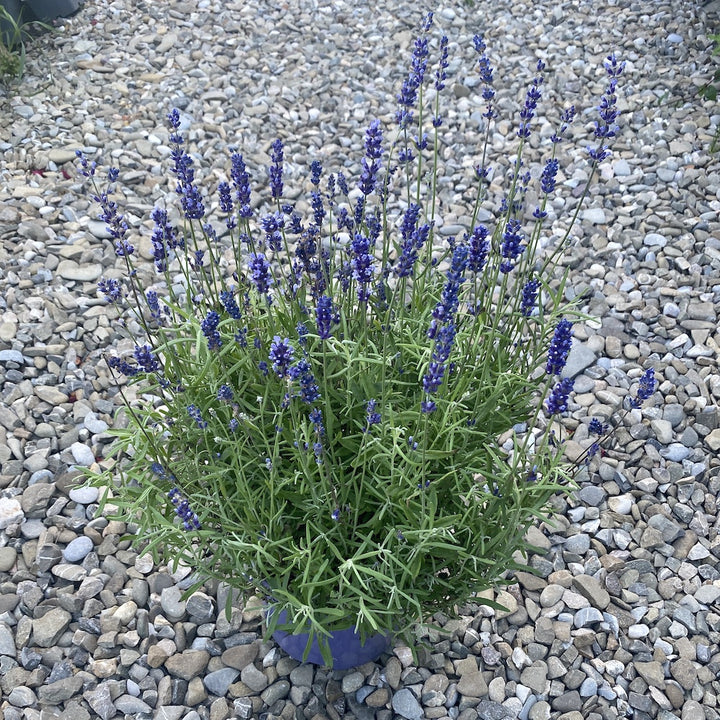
634;661;665;689
160;586;187;621
221;642;259;670
203;668;240;696
574;607;604;627
240;663;269;692
8;686;37;708
572;575;610;610
0;497;24;530
32;607;72;647
57;260;103;282
583;208;606;224
70;442;96;467
608;494;633;514
392;688;424;720
63;536;94;563
164;651;209;680
0;622;17;656
68;485;99;504
457;670;489;697
0;546;17;572
261;679;290;705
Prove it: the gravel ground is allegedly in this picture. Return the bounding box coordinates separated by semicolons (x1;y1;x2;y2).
1;0;720;719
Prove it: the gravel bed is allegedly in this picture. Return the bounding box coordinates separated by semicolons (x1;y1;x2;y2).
1;0;720;719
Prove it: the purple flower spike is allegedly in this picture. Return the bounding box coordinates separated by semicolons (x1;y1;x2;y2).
230;153;253;218
187;404;208;429
545;319;573;375
98;278;123;303
269;139;284;199
268;336;294;379
545;377;574;415
168;487;201;531
249;253;273;296
500;219;525;274
201;311;222;350
520;278;540;317
365;399;381;430
628;368;656;408
315;295;336;340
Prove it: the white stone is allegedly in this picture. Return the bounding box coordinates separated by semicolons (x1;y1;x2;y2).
70;443;96;467
0;497;24;530
582;208;606;224
608;494;633;515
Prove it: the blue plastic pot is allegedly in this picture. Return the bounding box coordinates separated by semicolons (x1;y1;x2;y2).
270;609;390;670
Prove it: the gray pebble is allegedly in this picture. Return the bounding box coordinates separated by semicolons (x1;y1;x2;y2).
63;536;94;563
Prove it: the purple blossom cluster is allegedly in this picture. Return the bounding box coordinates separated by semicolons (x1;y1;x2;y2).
269;139;284;199
517;61;545;139
588;54;625;163
230;153;253;219
396;13;433;127
500;219;525;274
168;488;201;530
167;110;205;220
546;319;573;375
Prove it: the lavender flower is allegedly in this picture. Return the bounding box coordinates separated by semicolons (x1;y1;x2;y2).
473;34;496;120
201;311;222;350
146;290;163;324
423;322;457;396
167;112;206;220
134;345;160;373
628;368;656;408
268;336;295;378
545;319;573;375
396;24;431;127
230;153;252;218
500;218;525;273
430;244;468;334
552;106;577;143
309;407;325;436
261;212;284;251
218;181;235;228
545;377;574;415
520;278;540;316
75;149;96;177
289;359;320;404
269;139;284;199
364;119;384;161
98;278;123;302
540;158;560;195
365;399;381;430
168;488;201;530
106;356;139;377
588;418;609;434
315;295;335;340
517;60;545;139
187;404;208;429
94;189;132;256
466;225;490;273
588;54;625;163
310;160;322;186
249;253;273;296
350;233;374;302
435;35;449;91
220;288;242;319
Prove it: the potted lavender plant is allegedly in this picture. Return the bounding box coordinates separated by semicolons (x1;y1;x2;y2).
80;14;654;668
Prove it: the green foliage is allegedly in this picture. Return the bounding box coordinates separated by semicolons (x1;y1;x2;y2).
79;22;625;666
0;5;52;84
700;34;720;152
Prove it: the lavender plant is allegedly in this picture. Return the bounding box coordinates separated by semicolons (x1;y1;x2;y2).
80;15;654;665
